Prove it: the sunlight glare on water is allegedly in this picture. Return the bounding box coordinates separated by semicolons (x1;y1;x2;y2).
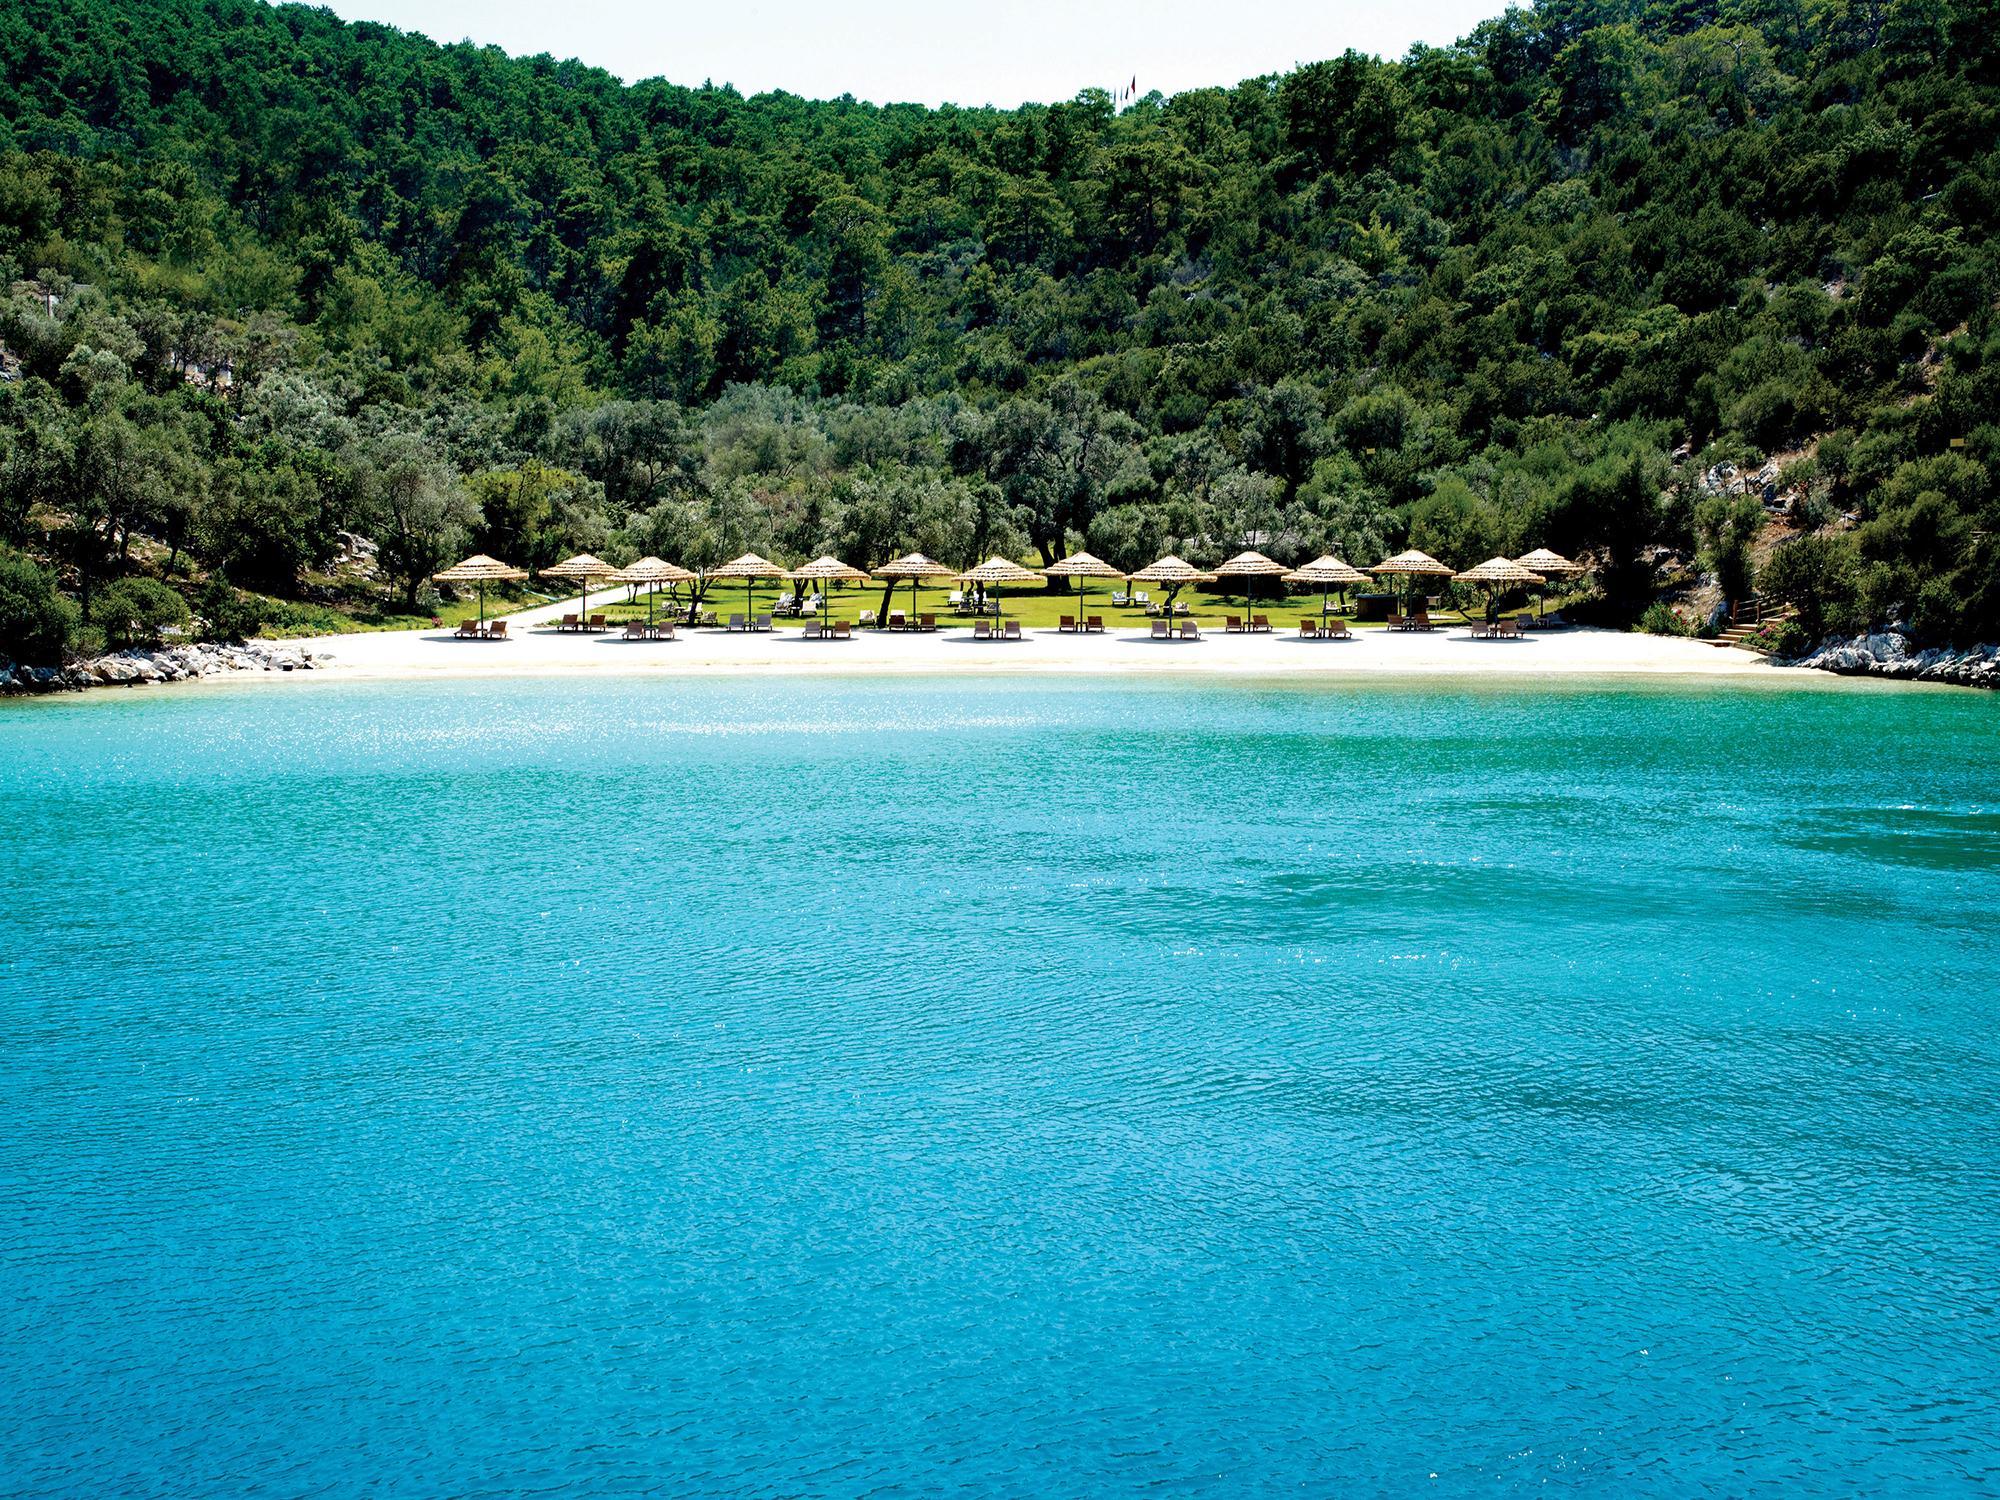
3;673;1997;1497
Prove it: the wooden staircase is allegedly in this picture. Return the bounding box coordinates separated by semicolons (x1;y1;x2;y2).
1706;596;1797;651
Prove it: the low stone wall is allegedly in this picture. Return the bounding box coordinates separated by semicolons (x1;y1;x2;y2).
1790;631;2000;690
2;640;339;694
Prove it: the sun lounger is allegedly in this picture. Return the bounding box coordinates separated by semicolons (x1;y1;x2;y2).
1251;614;1271;633
487;619;508;640
1086;615;1104;632
1517;614;1535;635
700;610;718;627
1133;590;1150;605
947;590;964;610
831;620;850;639
588;614;608;632
1111;592;1128;607
1151;619;1171;639
775;591;795;612
858;610;875;627
1385;613;1405;629
558;613;580;633
755;613;772;631
1225;615;1244;633
624;620;647;639
1409;612;1432;631
1299;619;1319;638
1059;615;1077;632
801;621;822;639
1173;601;1190;615
1500;617;1524;638
1326;620;1352;639
727;613;746;631
888;610;906;630
1179;619;1201;640
973;619;992;639
652;621;676;640
920;613;937;631
1003;620;1022;640
455;619;482;638
1469;619;1491;638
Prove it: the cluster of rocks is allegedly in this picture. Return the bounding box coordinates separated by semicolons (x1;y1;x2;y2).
2;640;338;694
1789;630;2000;690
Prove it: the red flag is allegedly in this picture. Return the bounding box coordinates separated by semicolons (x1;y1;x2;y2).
1131;75;1137;93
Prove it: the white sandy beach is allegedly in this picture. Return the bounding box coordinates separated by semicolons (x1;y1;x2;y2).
291;592;1794;683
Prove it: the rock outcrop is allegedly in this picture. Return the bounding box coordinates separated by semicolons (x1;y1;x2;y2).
1788;631;2000;690
1;640;339;694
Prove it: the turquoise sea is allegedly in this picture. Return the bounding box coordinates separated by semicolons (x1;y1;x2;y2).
3;673;1997;1497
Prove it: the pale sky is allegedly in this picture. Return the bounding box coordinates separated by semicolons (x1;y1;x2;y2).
315;0;1503;110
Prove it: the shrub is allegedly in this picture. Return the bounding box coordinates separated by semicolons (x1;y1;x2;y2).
197;573;266;643
1639;600;1695;636
0;550;78;665
1760;533;1857;638
95;577;190;648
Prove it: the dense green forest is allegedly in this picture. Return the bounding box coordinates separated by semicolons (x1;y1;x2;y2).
0;0;1995;660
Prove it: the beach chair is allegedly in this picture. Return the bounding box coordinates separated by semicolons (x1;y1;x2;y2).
1251;614;1271;633
588;614;608;632
1469;619;1491;638
1299;619;1319;638
755;613;772;631
888;609;906;630
558;613;580;633
801;621;822;640
775;591;795;613
1326;619;1353;639
1179;619;1201;640
1410;612;1432;631
700;610;718;627
623;620;647;639
859;610;876;627
1111;591;1128;607
1003;620;1022;640
920;613;936;631
726;613;744;632
1173;600;1190;615
1225;615;1244;633
455;619;482;638
974;619;993;639
487;620;508;640
1059;615;1077;632
1150;619;1171;639
947;590;964;610
653;621;676;640
1517;614;1535;636
1086;616;1104;633
1134;590;1150;606
832;620;852;639
1385;613;1405;629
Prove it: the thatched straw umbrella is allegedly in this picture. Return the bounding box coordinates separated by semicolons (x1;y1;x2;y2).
1453;556;1546;627
432;554;528;627
539;553;618;620
1127;555;1217;618
870;552;957;627
785;555;871;620
1211;549;1291;621
1282;556;1372;630
1038;550;1126;620
608;556;696;627
1369;548;1454;614
709;552;787;627
958;557;1041;624
1514;548;1582;622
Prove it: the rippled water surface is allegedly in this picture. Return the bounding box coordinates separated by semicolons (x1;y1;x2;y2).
4;674;1997;1497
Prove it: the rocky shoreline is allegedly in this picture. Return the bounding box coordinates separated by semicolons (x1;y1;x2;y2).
2;640;339;694
1787;631;2000;690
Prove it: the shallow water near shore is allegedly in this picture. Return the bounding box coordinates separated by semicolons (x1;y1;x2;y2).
4;673;1997;1497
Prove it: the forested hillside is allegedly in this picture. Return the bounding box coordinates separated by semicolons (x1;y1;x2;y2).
1;0;1995;658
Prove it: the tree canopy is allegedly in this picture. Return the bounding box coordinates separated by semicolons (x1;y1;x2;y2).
1;0;1995;655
